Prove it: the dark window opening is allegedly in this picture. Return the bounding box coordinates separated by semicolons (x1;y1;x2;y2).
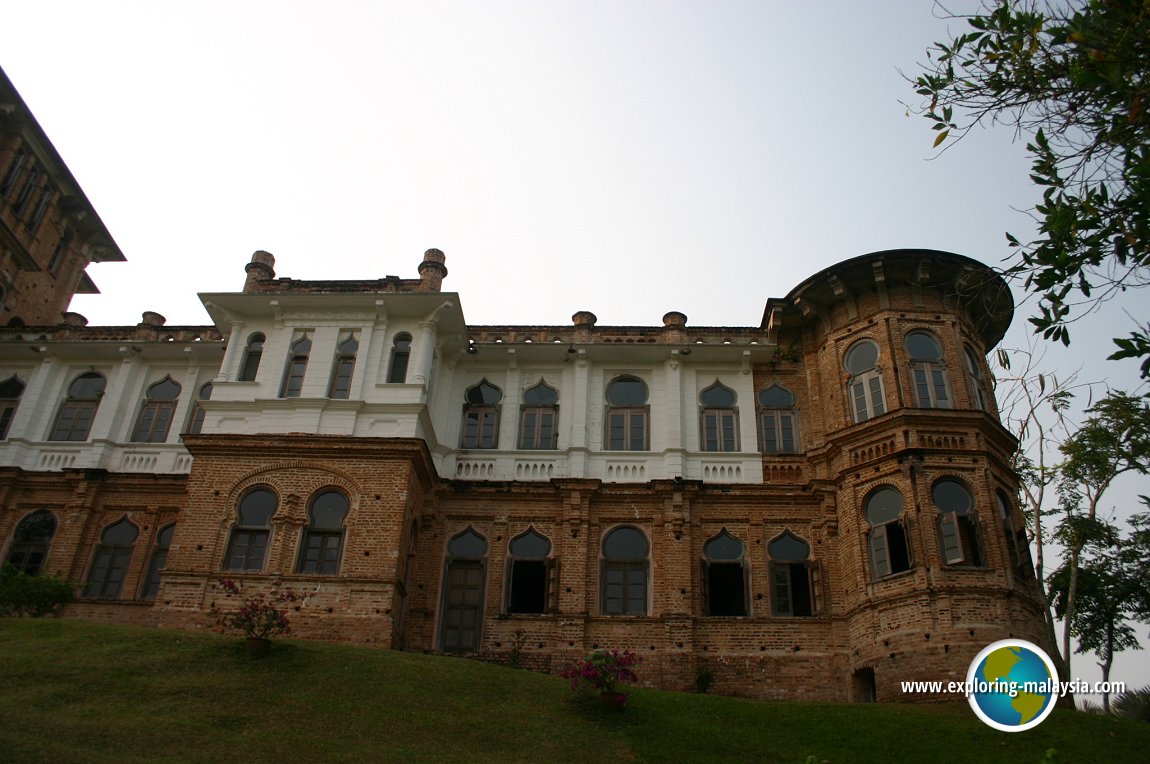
507;560;547;613
84;519;139;600
706;562;746;616
6;510;56;575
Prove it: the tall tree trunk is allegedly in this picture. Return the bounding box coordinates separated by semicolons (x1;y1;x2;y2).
1101;620;1114;714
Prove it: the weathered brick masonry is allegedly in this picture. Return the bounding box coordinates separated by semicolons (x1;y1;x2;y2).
0;64;1052;702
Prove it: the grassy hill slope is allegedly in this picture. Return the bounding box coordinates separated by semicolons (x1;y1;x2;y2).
1;619;1147;763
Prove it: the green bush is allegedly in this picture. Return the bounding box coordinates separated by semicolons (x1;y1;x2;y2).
0;563;76;617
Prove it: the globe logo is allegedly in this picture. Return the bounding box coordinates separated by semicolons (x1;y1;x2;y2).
967;639;1058;731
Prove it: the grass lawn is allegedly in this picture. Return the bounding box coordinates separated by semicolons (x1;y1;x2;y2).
1;619;1148;763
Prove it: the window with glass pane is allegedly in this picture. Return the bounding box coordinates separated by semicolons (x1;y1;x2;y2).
768;532;814;616
225;488;277;571
964;345;990;411
461;380;502;448
387;333;412;383
238;333;265;382
0;375;25;439
5;510;56;575
84;519;139;599
699;382;738;452
997;490;1031;573
844;340;885;423
131;377;182;443
297;490;349;574
328;334;359;399
758;385;798;453
142;524;175;600
185;382;213;435
605;377;649;451
702;530;747;616
934;478;982;566
518;382;558;449
506;528;552;614
49;372;106;441
906;332;951;408
865;487;911;578
601;527;648;615
280;335;312;398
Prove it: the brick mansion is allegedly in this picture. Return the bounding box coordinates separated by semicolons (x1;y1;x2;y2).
0;66;1051;702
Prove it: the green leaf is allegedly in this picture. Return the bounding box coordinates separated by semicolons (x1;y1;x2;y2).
932;129;949;148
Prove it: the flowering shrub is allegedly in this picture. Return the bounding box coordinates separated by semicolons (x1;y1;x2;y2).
210;579;299;640
560;649;640;694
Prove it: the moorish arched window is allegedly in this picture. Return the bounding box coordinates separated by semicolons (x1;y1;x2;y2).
296;490;349;574
758;384;799;453
141;524;175;600
441;528;489;652
224;488;278;572
83;518;139;599
461;380;502;449
328;333;359;399
702;530;747;616
131;377;182;443
280;334;313;398
605;376;649;451
5;510;57;575
768;531;817;616
505;527;554;614
601;526;649;615
49;372;106;441
699;382;738;452
518;382;558;450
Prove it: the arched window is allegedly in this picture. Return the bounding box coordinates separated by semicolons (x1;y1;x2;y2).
865;487;911;578
506;528;554;614
965;345;990;411
906;331;951;408
768;531;817;616
699;382;739;452
997;489;1031;574
605;376;649;451
280;334;312;398
49;372;106;441
518;382;558;450
758;384;799;453
297;490;349;574
131;377;182;443
0;375;25;439
386;333;412;383
224;488;277;572
844;340;885;423
328;333;359;399
83;518;139;599
461;380;502;448
601;526;649;615
185;382;213;435
12;166;39;216
702;530;747;616
5;510;56;575
141;524;175;600
934;478;982;566
238;333;265;382
441;528;488;652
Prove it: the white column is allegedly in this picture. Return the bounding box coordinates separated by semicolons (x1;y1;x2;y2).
215;320;244;382
410;321;438;388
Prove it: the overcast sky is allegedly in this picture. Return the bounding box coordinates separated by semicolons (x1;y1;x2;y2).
3;1;1147;695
